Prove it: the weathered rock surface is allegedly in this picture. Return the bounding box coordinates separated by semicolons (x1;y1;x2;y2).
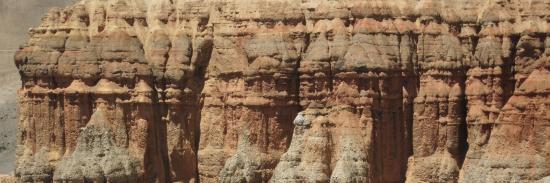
13;0;550;182
53;107;139;183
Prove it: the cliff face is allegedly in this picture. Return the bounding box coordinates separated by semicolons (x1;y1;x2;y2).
0;0;74;174
13;0;550;182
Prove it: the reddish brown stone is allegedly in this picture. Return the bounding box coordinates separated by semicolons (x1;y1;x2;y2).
13;0;550;182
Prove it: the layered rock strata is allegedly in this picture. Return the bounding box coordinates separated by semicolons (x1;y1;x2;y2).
13;0;550;182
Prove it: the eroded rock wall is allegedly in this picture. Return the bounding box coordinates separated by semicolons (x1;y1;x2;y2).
13;0;550;182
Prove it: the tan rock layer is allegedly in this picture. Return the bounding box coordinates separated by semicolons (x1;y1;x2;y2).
13;0;550;182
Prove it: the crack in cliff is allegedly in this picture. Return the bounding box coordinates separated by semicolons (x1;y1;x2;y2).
503;34;520;104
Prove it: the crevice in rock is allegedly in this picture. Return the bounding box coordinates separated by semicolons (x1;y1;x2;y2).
192;38;213;183
503;34;520;104
457;82;469;169
471;36;480;57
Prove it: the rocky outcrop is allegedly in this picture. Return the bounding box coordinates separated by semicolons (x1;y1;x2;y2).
13;0;550;182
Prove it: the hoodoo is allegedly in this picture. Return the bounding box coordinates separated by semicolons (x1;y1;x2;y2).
12;0;550;182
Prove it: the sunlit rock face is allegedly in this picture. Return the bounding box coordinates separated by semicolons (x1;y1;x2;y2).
13;0;550;182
